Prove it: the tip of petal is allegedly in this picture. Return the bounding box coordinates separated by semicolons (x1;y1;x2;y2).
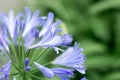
48;12;54;17
47;12;54;24
25;7;30;12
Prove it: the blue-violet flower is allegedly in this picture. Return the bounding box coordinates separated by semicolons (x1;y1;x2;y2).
0;7;86;80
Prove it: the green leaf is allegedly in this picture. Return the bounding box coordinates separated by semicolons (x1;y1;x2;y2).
87;55;115;69
42;76;59;80
111;58;120;68
104;72;120;80
80;40;107;55
114;13;120;55
90;16;110;42
88;0;120;14
87;71;101;80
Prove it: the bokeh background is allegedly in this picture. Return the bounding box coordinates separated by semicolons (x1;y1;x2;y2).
1;0;120;80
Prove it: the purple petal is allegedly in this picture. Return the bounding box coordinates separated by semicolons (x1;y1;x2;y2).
39;12;55;37
0;29;9;52
81;77;87;80
0;61;11;80
22;8;40;37
46;12;54;26
61;34;73;45
25;66;31;71
24;28;39;48
24;58;30;66
1;11;16;39
52;43;86;74
34;62;54;78
52;68;74;80
25;7;31;20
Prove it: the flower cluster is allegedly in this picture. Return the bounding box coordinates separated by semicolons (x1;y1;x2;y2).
0;7;86;80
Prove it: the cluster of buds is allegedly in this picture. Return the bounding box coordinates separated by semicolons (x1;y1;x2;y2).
0;7;86;80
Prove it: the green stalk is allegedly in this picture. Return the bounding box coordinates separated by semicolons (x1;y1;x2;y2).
30;74;44;80
23;71;26;80
29;49;45;65
10;42;19;64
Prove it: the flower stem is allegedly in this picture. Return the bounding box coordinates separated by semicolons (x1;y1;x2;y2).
23;71;26;80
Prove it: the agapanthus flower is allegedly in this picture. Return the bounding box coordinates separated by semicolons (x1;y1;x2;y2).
0;7;72;53
52;68;74;80
52;43;86;74
0;7;86;80
81;77;88;80
24;58;31;71
22;7;40;37
0;61;11;80
34;62;74;80
27;12;73;53
0;29;9;52
34;62;54;78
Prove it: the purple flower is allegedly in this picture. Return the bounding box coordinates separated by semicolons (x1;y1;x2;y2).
34;62;74;80
34;62;54;78
52;68;74;80
0;7;73;53
0;11;20;39
81;77;88;80
25;66;31;71
22;7;40;37
52;43;86;74
0;29;9;52
24;28;39;48
24;58;30;66
60;34;73;45
24;58;31;71
39;12;54;37
0;7;86;80
27;12;73;53
0;61;11;80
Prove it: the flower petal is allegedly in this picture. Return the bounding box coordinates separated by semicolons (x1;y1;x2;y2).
81;77;88;80
1;11;16;39
34;62;54;78
0;61;11;80
22;8;40;37
52;68;74;80
52;43;86;74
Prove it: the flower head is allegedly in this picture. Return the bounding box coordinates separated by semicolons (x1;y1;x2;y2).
0;7;72;53
0;7;86;80
27;12;73;52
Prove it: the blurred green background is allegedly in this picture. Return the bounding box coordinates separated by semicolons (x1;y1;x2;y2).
1;0;120;80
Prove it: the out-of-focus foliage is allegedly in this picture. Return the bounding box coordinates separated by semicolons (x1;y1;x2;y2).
21;0;120;80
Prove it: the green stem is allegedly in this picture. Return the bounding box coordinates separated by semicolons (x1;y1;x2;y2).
30;74;44;80
29;48;47;65
23;71;26;80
